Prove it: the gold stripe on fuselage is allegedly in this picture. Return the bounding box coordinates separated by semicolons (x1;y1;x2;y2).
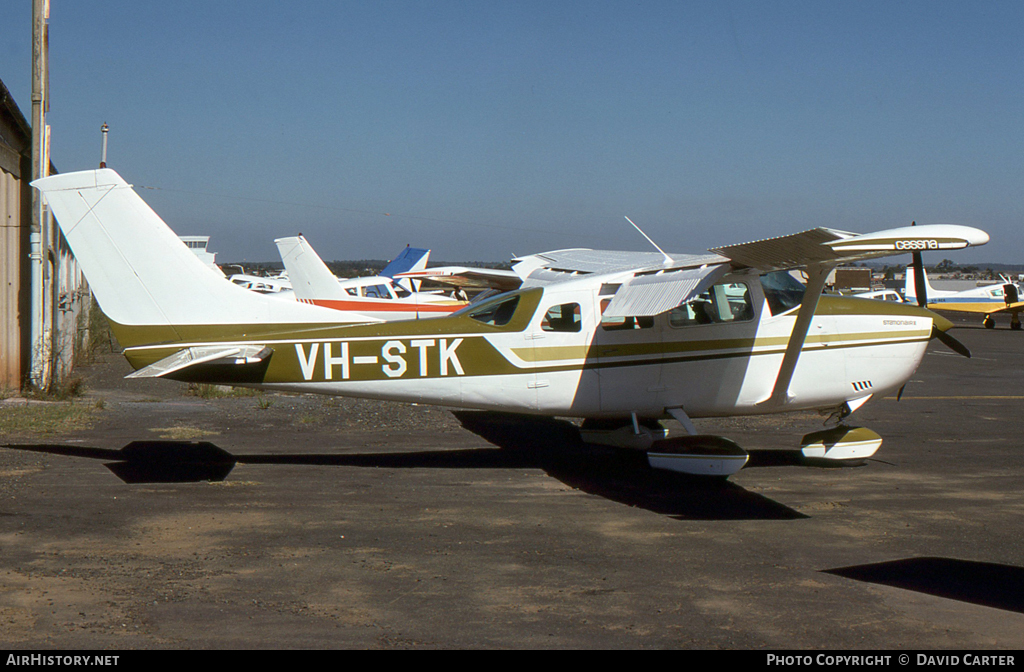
112;290;937;384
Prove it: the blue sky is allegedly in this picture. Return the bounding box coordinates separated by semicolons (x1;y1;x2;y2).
5;1;1023;264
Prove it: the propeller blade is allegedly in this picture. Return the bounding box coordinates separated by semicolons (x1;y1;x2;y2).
896;384;906;401
910;222;928;308
912;251;927;308
931;325;971;358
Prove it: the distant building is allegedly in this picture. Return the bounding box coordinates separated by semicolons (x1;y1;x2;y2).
831;267;873;293
179;235;222;273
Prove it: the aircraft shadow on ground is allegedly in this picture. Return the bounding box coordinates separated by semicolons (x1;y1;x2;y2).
824;557;1024;614
4;412;818;521
5;441;236;484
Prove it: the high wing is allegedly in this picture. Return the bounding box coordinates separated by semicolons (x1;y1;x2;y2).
393;266;523;292
711;225;990;270
512;225;989;319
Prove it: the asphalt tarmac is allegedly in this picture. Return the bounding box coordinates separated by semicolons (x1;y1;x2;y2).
1;313;1023;649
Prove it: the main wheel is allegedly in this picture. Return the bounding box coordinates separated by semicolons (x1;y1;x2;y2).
984;316;996;329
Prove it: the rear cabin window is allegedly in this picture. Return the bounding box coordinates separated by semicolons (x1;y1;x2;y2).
541;303;581;332
669;282;754;327
469;295;520;326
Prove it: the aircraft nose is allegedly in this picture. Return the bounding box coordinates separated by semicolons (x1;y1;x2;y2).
928;310;955;333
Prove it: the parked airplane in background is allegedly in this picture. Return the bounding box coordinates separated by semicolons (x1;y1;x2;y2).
33;168;989;478
904;267;1024;330
229;272;293;294
854;288;904;303
275;235;467;320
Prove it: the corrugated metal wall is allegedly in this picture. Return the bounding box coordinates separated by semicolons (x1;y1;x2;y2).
0;126;29;391
1;77;90;393
54;233;90;382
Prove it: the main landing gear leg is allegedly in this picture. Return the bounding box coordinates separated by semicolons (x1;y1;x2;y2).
579;412;749;477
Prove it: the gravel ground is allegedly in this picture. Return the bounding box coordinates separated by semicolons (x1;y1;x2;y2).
1;320;1023;649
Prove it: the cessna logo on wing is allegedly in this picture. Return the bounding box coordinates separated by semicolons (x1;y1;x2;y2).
294;339;465;381
894;239;939;250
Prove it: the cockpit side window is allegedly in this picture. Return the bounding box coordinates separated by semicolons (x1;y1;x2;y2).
760;271;806;316
362;284;391;299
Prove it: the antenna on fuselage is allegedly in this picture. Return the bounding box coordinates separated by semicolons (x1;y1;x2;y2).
624;216;672;265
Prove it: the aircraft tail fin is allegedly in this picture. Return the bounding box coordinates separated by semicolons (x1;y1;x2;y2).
33;169;373;328
903;265;945;302
274;235;349;301
381;246;431;277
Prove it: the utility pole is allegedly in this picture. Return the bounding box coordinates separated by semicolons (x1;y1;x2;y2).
29;0;51;391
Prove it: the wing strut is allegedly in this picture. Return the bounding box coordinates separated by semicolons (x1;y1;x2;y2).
761;263;833;408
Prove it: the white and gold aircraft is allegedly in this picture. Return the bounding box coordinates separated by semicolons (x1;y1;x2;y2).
34;169;989;477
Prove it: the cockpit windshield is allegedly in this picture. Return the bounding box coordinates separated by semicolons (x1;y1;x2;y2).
760;271;806;316
453;292;521;327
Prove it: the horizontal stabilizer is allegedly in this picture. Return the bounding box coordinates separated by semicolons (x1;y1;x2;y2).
126;345;273;384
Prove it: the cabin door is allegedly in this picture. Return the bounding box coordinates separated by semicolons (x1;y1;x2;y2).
592;293;665;416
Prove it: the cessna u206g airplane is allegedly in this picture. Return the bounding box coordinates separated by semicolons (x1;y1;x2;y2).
33;169;989;477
